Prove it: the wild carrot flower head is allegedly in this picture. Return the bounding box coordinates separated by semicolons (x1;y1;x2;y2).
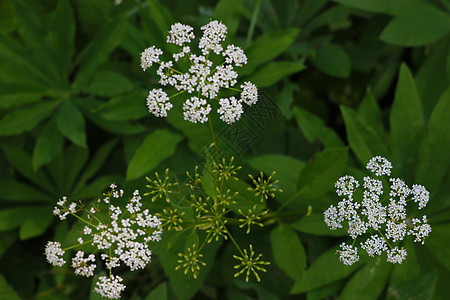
141;20;258;124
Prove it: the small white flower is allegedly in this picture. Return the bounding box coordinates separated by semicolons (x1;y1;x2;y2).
183;96;211;123
366;156;392;176
45;241;66;267
347;215;368;239
324;205;343;230
385;220;407;242
389;178;410;200
72;251;96;277
363;176;383;198
68;202;77;213
408;215;431;244
95;275;126;299
83;226;92;235
217;97;243;124
146;88;173;117
410;184;429;209
199;20;227;55
77;237;83;244
335;175;360;196
360;235;387;257
141;46;163;71
57;197;67;207
386;247;407;264
167;23;195;46
240;82;258;106
223;44;247;66
337;243;359;265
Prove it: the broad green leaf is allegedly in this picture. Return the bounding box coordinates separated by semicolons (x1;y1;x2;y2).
56;100;86;147
82;71;134;97
246;61;306;88
291;245;362;293
120;23;147;57
0;179;52;202
0;273;21;300
425;223;450;272
380;9;450;46
292;213;347;237
95;89;148;121
340;105;390;165
297;147;348;199
0;0;15;33
126;129;183;180
332;0;436;15
389;64;423;178
387;270;437;300
247;154;304;202
339;257;392;300
1;144;54;193
270;223;306;282
241;28;300;75
0;100;59;135
311;44;351;78
0;85;44;109
0;206;43;232
49;0;75;73
32;117;64;171
415;87;450;192
145;282;167;300
358;90;383;138
19;206;53;239
73;16;126;90
293;107;343;149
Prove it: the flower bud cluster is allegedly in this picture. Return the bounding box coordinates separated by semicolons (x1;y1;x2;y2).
324;156;431;265
141;20;258;124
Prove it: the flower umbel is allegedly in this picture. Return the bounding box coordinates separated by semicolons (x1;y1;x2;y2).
233;244;270;282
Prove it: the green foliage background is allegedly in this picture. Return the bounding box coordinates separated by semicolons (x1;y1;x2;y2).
0;0;449;299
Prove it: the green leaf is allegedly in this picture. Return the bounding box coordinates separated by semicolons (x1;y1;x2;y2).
389;64;423;178
340;105;390;165
32;117;64;171
247;154;304;202
95;89;148;121
303;5;350;34
19;206;53;239
297;147;348;199
297;0;328;26
0;206;44;232
246;61;306;88
0;0;16;33
358;90;383;138
126;129;183;180
292;213;347;237
425;223;450;272
311;44;351;78
65;145;89;191
144;0;175;38
339;257;392;300
332;0;436;15
380;9;450;47
0;273;21;300
0;85;45;109
387;270;437;300
49;0;75;73
0;100;59;135
73;16;126;90
213;0;245;36
72;175;119;200
0;232;17;259
415;87;450;192
0;179;52;203
241;28;300;75
145;282;167;300
270;223;306;282
389;239;421;287
291;245;362;294
293;107;344;149
56;100;87;147
82;71;134;97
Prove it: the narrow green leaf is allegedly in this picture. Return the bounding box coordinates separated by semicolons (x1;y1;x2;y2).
56;100;86;147
19;206;53;239
339;257;392;300
65;145;89;191
241;28;300;75
297;147;348;199
0;273;21;300
293;107;344;149
145;282;167;300
0;0;16;33
32;117;64;171
331;0;436;15
0;85;44;109
390;64;423;177
415;87;450;192
82;71;134;97
73;16;126;90
246;61;306;88
213;0;245;36
270;223;306;282
311;44;351;78
292;213;347;237
380;9;450;46
387;270;437;300
126;129;183;180
144;0;175;38
95;89;148;121
291;245;362;294
0;179;52;203
358;90;383;138
0;100;59;135
303;6;350;34
340;105;390;165
72;175;120;200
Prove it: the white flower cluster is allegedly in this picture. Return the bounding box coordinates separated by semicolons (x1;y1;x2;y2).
324;156;431;265
141;20;259;124
45;184;162;299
